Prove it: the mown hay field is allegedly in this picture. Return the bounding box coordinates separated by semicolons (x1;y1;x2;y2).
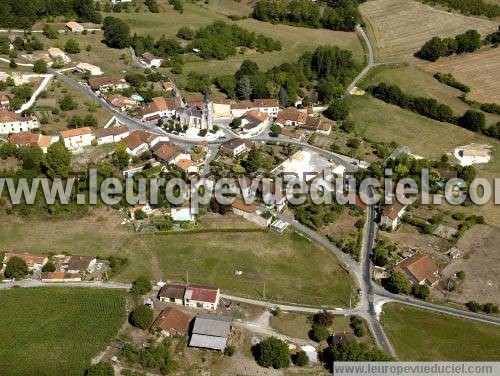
360;0;498;61
0;287;126;376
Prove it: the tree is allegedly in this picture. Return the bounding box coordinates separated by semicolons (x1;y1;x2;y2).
324;99;349;121
313;309;333;327
134;209;146;220
59;93;77;111
236;75;252;100
130;305;154;329
236;59;259;79
33;59;48;73
415;37;445;62
411;284;430;300
456;270;466;280
45;142;72;179
43;24;59;39
64;39;81;54
293;350;309;366
483;303;499;314
85;362;114;376
278;86;290;107
9;58;17;69
458;110;486;132
103;16;131;49
42;261;56;273
385;271;411;294
312;323;329;342
466;301;483;312
230;117;242;128
4;257;29;279
256;337;290;369
270;124;281;137
131;276;152;296
455;30;481;54
328;341;392;363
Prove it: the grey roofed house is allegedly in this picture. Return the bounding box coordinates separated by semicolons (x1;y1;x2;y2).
189;314;232;351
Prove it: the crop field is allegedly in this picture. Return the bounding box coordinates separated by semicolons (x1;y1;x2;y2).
0;210;357;307
381;303;500;360
0;287;126;376
422;47;500;103
359;0;498;61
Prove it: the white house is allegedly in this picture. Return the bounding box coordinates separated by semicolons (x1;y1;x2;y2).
240;109;269;137
230;101;253;118
107;94;137;112
9;132;55;153
88;77;129;93
0;112;38;134
59;127;94;151
380;199;407;231
141;52;162;68
93;125;130;145
74;63;103;76
140;97;181;122
220;139;252;157
253;98;279;117
275;109;307;127
184;285;220;311
121;130;168;156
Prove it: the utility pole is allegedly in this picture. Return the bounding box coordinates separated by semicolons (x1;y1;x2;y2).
186;271;189;285
263;282;266;300
349;293;352;309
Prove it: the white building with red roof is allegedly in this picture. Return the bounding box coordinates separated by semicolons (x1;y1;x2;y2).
0;111;38;134
60;127;94;151
184;284;220;311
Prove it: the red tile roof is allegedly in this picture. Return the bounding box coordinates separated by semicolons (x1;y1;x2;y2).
253;98;278;108
394;254;439;285
231;197;257;213
94;125;129;139
185;284;218;303
153;308;190;334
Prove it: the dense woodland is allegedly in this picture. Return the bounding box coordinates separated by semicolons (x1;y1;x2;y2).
0;0;102;29
252;0;363;32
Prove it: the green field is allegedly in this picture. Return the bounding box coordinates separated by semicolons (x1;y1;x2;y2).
102;0;364;79
0;212;356;307
0;287;126;376
381;303;500;361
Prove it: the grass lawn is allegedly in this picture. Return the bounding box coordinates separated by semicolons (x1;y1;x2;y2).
0;287;126;376
0;211;356;307
381;303;500;361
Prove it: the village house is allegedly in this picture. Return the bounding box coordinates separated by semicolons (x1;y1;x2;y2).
121;130;166;156
184;284;220;310
275;108;307;127
241;109;269;137
152;142;190;165
175;158;198;174
459;147;490;165
2;252;48;271
93;125;130;145
158;283;186;305
74;62;103;76
0;112;38;134
140;97;181;122
393;253;440;287
47;47;71;64
189;314;232;351
66;255;97;274
152;308;191;337
88;77;129;93
229;101;253;118
9;132;55;153
231;197;272;227
219;139;253;157
252;98;279;117
0;94;10;109
317;121;332;135
122;159;161;178
141;52;163;68
212;98;231;119
380;199;407;231
107;94;137;112
59;127;94;151
66;21;84;33
300;116;322;131
258;180;287;212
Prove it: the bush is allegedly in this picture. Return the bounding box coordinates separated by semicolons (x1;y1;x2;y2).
324;99;349;121
349;316;364;337
4;256;29;279
131;276;152;296
42;261;56;273
255;337;290;369
64;39;81;54
312;323;329;342
433;72;470;93
224;345;235;356
411;284;430;300
33;59;48;73
293;350;309;366
130;305;154;329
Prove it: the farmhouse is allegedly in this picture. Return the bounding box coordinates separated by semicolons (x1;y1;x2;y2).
393;254;440;287
175;158;198;174
65;255;97;274
184;284;220;310
380;200;407;231
275;108;307;127
153;308;191;337
140;96;181;122
252;98;279;117
94;125;130;145
60;127;94;151
107;94;137;111
189;314;232;351
241;109;269;137
2;252;48;271
121;130;165;156
0;112;38;134
47;47;71;64
141;52;162;68
158;283;186;305
74;63;103;76
231;197;271;227
66;21;84;33
230;101;253;118
88;77;129;92
9;132;55;153
220;139;253;157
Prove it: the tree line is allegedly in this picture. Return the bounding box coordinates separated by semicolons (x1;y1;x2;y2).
0;0;102;29
415;29;482;62
421;0;500;18
367;82;500;138
252;0;363;32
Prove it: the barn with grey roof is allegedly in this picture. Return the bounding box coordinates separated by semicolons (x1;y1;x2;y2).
188;314;232;351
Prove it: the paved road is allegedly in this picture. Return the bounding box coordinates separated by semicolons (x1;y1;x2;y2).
0;279;131;290
346;25;374;95
16;74;54;113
